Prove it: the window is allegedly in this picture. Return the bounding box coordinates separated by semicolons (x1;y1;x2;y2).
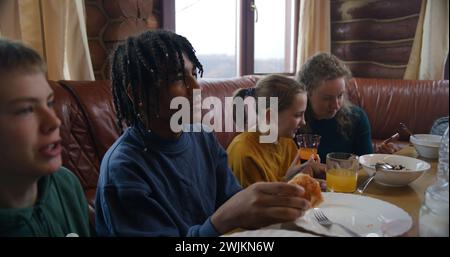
175;0;238;78
254;0;296;74
164;0;299;78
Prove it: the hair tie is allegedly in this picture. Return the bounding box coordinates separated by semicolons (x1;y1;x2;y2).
244;87;256;97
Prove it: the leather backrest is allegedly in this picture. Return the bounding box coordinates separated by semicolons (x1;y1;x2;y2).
52;77;448;179
50;81;98;193
199;76;259;149
347;78;449;141
50;81;119;199
50;76;448;211
59;81;120;158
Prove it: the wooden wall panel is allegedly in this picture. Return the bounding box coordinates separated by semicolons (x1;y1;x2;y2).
331;0;422;79
332;16;418;41
346;63;405;79
85;0;163;80
331;0;421;20
332;41;412;64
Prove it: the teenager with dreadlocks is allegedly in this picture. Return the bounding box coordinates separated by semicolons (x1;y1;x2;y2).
95;30;310;236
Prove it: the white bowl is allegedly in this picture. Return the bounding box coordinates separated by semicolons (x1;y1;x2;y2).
410;134;441;159
359;154;430;187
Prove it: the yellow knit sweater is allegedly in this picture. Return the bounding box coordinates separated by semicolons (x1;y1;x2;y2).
226;132;298;188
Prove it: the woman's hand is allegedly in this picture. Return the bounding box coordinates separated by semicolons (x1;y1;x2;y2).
376;142;401;154
211;182;310;234
375;133;401;154
284;154;325;181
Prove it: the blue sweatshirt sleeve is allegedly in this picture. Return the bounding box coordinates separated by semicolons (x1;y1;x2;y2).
211;133;242;208
96;183;180;236
96;126;242;237
183;132;242;236
187;135;242;236
186;217;220;237
96;135;241;237
97;181;222;237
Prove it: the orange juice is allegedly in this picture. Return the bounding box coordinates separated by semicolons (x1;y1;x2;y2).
326;168;357;193
299;148;317;162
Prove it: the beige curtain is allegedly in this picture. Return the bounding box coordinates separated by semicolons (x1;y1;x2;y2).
404;0;449;80
0;0;22;39
296;0;331;71
0;0;94;81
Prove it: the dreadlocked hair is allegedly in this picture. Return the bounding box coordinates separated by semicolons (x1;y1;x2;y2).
110;30;203;132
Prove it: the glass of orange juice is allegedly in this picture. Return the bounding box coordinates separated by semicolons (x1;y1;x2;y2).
326;152;359;193
296;134;321;162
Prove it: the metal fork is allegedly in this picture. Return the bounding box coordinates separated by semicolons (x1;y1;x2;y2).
313;208;361;237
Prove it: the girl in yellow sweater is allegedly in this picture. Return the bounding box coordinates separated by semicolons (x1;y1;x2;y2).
227;74;324;188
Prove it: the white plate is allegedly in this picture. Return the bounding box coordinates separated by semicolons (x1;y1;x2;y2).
224;228;317;237
295;193;412;237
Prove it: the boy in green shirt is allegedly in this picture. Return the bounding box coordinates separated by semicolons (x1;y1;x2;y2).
0;39;90;236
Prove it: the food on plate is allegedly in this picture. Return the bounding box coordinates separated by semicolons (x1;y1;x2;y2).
288;173;323;207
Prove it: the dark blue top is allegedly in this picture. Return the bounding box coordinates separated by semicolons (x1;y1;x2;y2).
95;123;242;236
309;106;373;162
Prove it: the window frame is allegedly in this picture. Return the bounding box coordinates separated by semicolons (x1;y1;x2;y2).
162;0;300;77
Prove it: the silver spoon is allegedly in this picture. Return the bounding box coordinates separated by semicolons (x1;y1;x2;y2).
357;163;393;194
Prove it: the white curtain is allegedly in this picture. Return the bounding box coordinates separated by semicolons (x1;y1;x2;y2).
296;0;331;71
404;0;449;80
0;0;94;81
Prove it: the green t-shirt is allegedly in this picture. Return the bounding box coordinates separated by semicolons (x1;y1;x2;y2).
0;167;90;237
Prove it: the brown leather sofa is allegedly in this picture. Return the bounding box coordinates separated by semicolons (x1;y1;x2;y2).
49;76;449;224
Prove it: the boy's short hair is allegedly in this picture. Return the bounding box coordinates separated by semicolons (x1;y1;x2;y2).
0;39;46;77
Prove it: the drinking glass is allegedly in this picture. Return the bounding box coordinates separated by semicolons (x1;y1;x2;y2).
296;134;321;162
326;152;359;193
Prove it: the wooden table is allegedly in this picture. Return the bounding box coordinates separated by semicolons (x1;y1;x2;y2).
356;146;438;236
277;146;438;237
228;146;438;237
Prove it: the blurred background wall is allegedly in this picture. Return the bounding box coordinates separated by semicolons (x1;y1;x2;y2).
85;0;162;80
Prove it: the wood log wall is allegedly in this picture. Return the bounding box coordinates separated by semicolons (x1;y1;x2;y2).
331;0;422;79
85;0;162;80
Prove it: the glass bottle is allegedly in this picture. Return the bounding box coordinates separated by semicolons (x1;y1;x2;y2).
419;127;449;237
